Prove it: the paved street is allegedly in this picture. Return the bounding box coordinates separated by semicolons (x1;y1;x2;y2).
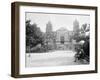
26;50;87;67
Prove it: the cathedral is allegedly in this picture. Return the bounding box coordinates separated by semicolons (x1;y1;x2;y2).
44;20;79;50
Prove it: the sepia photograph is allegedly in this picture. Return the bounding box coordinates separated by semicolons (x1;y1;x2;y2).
25;12;90;67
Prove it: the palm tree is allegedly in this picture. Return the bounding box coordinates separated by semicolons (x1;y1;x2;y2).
80;24;90;37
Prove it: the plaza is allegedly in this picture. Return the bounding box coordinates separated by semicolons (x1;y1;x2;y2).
26;50;88;67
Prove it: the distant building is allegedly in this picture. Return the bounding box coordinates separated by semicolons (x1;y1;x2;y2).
73;19;80;35
46;21;52;33
44;21;74;50
55;28;74;50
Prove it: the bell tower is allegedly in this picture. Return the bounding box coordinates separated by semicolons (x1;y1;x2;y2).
73;19;79;34
46;21;52;33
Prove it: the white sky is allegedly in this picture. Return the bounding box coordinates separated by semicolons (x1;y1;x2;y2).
26;13;90;32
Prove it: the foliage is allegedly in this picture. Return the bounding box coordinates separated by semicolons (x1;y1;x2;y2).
26;20;45;52
80;24;90;33
73;23;90;42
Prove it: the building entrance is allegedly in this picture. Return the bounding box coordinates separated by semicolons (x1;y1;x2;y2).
60;36;64;44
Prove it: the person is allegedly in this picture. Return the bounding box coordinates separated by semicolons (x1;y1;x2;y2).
74;45;85;62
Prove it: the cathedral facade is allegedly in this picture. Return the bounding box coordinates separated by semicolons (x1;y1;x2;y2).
44;20;79;50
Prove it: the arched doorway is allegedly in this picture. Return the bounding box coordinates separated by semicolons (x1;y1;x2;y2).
60;36;64;44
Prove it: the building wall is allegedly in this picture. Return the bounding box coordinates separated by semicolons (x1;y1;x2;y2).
55;28;72;44
45;27;74;50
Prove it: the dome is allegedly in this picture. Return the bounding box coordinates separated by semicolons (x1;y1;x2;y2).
56;27;68;32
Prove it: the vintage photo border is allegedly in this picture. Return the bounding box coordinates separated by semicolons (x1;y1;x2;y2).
11;2;98;78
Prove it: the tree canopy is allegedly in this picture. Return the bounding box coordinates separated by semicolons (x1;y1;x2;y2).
26;20;44;48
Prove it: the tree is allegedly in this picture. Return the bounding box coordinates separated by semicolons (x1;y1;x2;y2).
80;24;90;36
26;20;44;52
